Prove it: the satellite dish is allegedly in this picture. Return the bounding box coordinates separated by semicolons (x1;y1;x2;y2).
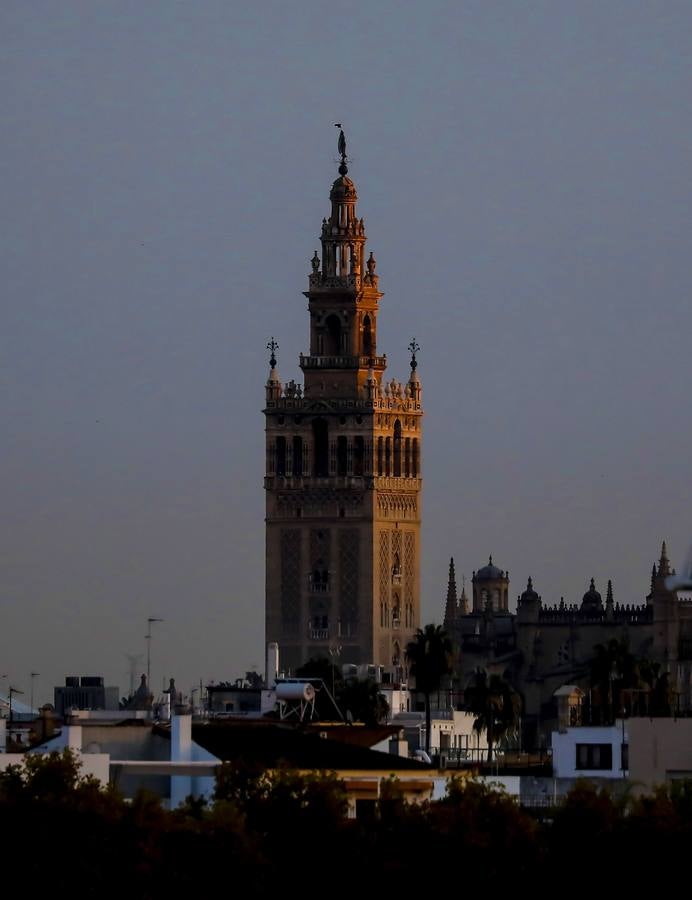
666;543;692;591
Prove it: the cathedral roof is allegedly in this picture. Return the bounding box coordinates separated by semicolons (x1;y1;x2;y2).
475;555;505;581
581;578;602;610
520;576;539;604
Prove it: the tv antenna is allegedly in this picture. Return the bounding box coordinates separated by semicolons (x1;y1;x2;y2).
145;618;164;689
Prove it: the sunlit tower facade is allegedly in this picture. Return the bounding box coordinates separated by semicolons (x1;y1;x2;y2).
263;134;423;673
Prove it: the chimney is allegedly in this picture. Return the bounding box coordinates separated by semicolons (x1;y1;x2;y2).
266;642;279;689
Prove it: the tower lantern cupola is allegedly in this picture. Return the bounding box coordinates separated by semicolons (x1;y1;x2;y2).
317;127;367;281
472;555;510;613
302;126;386;400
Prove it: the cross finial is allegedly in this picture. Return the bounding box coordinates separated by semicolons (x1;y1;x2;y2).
266;337;279;369
408;338;420;370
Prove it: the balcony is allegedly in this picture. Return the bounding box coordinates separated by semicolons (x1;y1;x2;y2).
308;582;330;594
309;628;330;641
299;354;387;370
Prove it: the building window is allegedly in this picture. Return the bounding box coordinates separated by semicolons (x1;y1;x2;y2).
337;436;348;476
313;418;329;476
292;436;303;476
362;314;372;357
325;314;342;355
393;420;402;477
310;563;329;592
276;436;286;476
392;594;401;628
576;743;613;770
353;436;364;476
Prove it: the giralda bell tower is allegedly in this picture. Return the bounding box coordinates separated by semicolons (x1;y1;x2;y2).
264;131;423;674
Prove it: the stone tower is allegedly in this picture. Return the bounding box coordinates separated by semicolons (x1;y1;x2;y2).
263;133;423;673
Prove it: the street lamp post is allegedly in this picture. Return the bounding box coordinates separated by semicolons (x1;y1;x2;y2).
30;673;40;715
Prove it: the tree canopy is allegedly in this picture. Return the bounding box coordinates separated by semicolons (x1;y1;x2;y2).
0;750;690;895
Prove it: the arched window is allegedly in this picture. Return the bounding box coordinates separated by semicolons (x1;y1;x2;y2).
362;315;372;357
412;438;419;477
353;436;364;476
313;418;329;476
337;436;348;476
377;436;384;476
292;436;303;476
311;561;329;593
385;437;391;476
324;314;342;356
393;420;402;477
404;438;411;477
276;436;286;477
310;599;329;633
392;594;401;626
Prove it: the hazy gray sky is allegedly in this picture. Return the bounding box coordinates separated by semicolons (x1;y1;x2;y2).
3;1;691;704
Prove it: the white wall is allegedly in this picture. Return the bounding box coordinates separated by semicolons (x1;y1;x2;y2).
551;722;627;779
170;714;218;807
628;717;692;790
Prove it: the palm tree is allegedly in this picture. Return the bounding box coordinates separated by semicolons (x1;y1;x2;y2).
405;624;453;756
465;669;521;763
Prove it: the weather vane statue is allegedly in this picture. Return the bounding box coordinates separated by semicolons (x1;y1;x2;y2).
408;338;420;371
266;337;279;369
335;123;348;175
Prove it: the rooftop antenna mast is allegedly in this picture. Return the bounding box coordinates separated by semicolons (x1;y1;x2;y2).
30;673;40;714
145;617;164;690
